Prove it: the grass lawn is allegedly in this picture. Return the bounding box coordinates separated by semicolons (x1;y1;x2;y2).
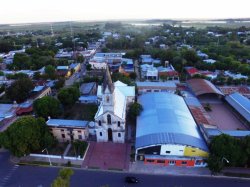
62;103;98;121
67;141;88;158
36;142;68;156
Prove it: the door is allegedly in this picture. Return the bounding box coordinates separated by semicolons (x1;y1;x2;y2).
108;128;113;141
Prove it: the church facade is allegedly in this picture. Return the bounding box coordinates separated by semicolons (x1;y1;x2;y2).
94;68;135;143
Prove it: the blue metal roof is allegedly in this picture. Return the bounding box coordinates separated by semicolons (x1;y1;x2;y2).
206;129;250;137
136;93;208;151
47;119;88;128
225;92;250;122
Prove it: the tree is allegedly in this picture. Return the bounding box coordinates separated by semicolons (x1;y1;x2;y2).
33;96;62;118
208;134;246;173
51;168;74;187
58;87;80;107
54;78;65;90
128;102;143;120
129;72;137;80
0;116;55;157
6;77;34;103
45;65;56;79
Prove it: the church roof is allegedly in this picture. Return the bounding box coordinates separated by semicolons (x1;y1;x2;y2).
102;67;114;93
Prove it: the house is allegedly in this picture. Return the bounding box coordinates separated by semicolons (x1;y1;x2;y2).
140;55;160;65
30;85;52;100
79;96;98;104
136;81;178;94
47;119;89;142
197;51;208;59
225;92;250;125
203;59;216;64
119;58;134;75
56;66;71;77
135;93;209;167
89;53;123;71
79;82;97;95
224;71;248;80
184;67;199;77
157;64;179;80
16;101;33;115
141;64;158;80
94;68;135;143
70;63;81;73
55;50;73;59
0;104;16;127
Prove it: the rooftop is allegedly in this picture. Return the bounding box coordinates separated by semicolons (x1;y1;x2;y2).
225;92;250;122
136;81;178;88
136;93;208;151
47;119;89;128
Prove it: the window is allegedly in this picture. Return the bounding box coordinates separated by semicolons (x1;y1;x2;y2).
100;132;102;136
146;159;154;163
98;120;102;126
118;133;121;137
78;130;81;133
117;121;120;127
106;96;109;102
182;161;187;165
169;160;176;165
179;150;183;152
157;160;165;164
61;129;64;132
62;134;65;138
107;114;111;124
192;150;196;152
78;135;82;140
165;151;171;154
146;90;151;92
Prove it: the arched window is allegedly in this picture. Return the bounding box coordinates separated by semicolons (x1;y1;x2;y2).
107;114;111;125
100;132;102;136
106;96;109;103
118;133;121;137
117;121;121;127
98;120;102;126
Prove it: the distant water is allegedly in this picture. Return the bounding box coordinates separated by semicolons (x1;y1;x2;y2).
182;20;227;24
131;23;163;26
9;24;32;27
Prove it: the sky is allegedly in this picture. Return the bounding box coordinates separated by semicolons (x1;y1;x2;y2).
0;0;250;24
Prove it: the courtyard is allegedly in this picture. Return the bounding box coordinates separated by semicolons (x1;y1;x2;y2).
82;142;130;171
207;103;247;130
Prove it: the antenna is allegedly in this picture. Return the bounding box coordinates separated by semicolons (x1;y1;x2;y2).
50;24;54;37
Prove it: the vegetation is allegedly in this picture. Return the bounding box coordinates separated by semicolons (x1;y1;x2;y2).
71;140;88;158
58;87;80;107
6;77;34;103
51;168;74;187
128;102;143;120
208;134;250;173
33;96;62;118
0;116;55;157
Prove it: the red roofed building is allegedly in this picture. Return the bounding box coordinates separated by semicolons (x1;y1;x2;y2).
184;67;199;77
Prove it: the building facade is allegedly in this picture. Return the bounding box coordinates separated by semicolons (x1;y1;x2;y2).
94;68;135;143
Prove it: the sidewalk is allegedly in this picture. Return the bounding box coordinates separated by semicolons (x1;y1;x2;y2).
129;161;211;176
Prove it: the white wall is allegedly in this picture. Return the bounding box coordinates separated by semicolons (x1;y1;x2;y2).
160;144;185;156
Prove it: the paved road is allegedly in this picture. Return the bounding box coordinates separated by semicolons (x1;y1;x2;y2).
1;151;250;187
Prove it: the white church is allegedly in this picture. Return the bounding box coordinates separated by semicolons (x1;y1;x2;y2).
94;68;135;143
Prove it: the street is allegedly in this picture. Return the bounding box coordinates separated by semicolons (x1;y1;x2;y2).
0;151;250;187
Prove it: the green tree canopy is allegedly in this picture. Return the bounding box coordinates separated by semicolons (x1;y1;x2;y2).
51;168;74;187
6;77;34;103
128;102;143;120
45;65;56;79
0;116;55;157
33;96;62;118
58;87;80;107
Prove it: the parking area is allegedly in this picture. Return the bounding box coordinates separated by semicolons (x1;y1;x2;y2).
82;142;130;171
207;103;247;130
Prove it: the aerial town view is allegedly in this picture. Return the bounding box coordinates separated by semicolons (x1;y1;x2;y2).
0;0;250;187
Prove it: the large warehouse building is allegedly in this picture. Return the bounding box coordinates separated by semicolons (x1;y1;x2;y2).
135;93;209;167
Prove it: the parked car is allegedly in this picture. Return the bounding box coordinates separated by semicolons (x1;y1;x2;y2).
125;176;139;183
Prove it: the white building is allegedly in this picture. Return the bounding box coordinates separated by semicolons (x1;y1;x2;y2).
94;68;135;143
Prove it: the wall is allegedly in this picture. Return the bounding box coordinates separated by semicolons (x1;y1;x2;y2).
160;144;185;156
184;146;209;157
50;127;88;142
